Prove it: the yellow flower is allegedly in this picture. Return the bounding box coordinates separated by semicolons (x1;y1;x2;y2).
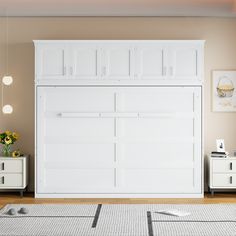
4;136;12;145
5;131;11;136
12;132;19;140
12;150;21;158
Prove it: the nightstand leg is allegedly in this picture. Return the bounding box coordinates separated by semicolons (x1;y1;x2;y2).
20;190;24;198
211;190;214;196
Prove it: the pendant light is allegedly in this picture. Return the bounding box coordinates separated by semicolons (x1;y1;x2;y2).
2;10;13;114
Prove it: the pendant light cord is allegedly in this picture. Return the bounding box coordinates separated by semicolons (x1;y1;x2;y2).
1;81;3;109
1;10;8;112
6;10;9;75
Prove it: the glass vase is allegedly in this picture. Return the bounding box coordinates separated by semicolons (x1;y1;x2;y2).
2;144;11;157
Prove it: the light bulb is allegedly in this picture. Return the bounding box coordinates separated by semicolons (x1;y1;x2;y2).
2;105;13;114
2;76;13;85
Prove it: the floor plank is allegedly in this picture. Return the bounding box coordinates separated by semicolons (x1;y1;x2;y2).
0;192;236;208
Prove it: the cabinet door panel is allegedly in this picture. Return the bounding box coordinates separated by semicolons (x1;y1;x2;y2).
70;45;100;79
37;87;117;193
102;45;134;79
115;87;201;193
169;44;202;80
136;44;167;79
36;44;67;79
175;49;197;76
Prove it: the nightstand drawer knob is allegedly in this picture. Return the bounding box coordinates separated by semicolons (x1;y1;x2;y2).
1;162;5;171
230;176;233;184
230;162;233;170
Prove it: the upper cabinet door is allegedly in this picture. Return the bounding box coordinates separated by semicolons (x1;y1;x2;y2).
168;44;203;81
36;44;68;79
136;44;167;80
69;44;101;80
102;44;134;80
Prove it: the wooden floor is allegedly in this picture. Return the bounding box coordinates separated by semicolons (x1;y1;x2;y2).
0;192;236;208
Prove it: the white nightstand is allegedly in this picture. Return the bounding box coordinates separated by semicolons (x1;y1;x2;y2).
208;156;236;196
0;156;29;197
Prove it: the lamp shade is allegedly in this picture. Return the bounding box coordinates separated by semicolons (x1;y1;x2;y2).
2;105;13;114
2;76;13;85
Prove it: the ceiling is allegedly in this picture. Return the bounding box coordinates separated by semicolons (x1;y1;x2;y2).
0;0;236;17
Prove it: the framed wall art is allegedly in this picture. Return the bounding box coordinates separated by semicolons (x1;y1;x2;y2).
212;70;236;112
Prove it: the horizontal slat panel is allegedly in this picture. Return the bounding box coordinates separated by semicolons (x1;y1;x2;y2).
121;169;195;193
119;143;194;168
40;169;115;193
45;118;114;137
44;143;115;166
43;87;115;112
116;87;195;112
118;118;193;138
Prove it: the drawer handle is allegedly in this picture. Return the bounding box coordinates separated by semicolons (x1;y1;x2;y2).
1;162;4;171
1;176;4;184
230;176;233;184
230;162;233;171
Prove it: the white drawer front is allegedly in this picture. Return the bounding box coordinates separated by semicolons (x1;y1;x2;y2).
212;160;236;173
0;174;23;187
212;174;236;187
0;159;23;173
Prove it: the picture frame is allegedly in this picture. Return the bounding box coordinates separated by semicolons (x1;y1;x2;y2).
216;139;225;153
212;70;236;112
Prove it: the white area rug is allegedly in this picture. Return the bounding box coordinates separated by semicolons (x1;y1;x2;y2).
0;204;236;236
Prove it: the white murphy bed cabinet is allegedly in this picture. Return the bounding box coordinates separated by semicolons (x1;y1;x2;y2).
34;40;204;198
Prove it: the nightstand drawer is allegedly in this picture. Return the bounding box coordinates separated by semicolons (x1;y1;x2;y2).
0;174;23;187
212;174;236;187
0;159;23;173
212;160;236;173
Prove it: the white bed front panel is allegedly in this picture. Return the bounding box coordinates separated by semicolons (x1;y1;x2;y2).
36;86;201;194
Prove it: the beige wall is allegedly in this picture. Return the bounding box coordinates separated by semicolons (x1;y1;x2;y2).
0;17;236;191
